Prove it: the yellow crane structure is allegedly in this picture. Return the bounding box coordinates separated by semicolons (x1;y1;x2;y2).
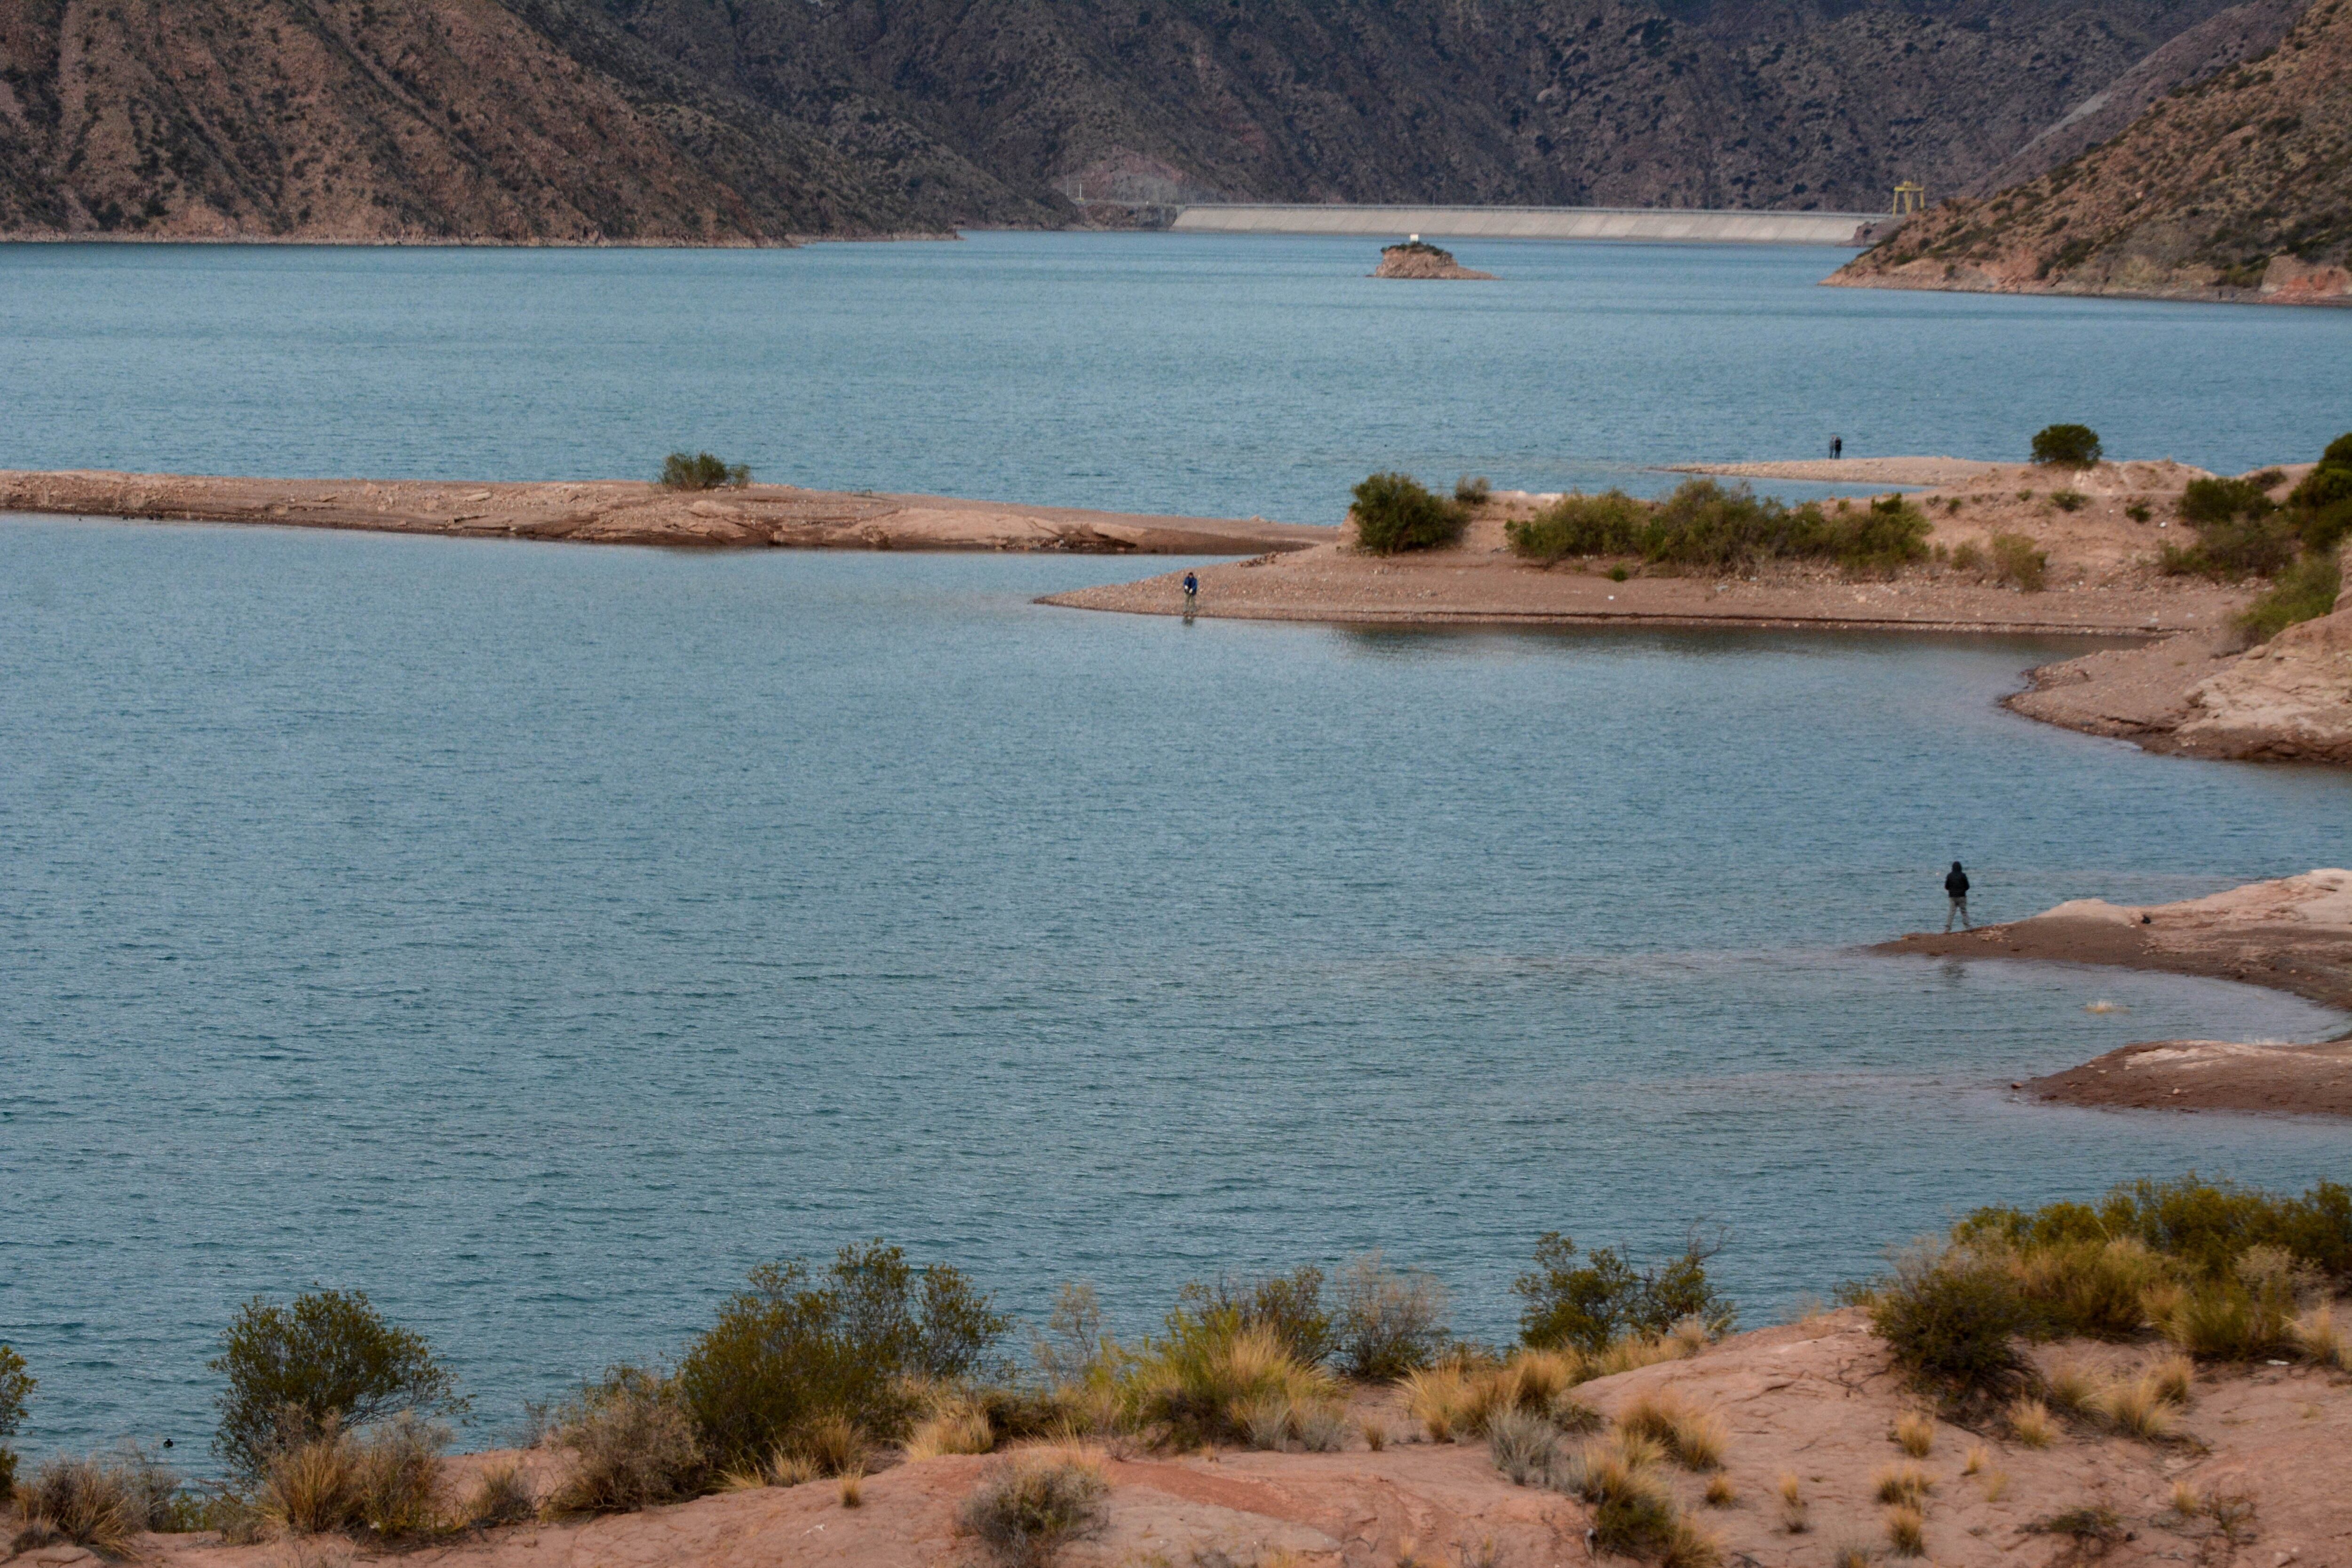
1892;181;1927;215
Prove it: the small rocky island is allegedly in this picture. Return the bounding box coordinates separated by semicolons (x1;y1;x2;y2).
1371;239;1495;279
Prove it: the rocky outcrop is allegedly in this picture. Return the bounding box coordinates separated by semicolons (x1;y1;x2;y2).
2173;599;2352;761
1371;242;1494;279
1830;0;2352;302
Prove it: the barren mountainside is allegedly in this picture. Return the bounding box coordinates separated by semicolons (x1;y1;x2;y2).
1833;0;2352;300
0;0;2285;241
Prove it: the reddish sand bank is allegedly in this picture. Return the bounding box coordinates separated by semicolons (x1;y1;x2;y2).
1880;870;2352;1117
26;1308;2350;1568
0;471;1330;555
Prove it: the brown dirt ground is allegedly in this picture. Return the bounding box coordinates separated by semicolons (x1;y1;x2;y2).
0;472;1330;556
26;1309;2351;1568
1878;870;2352;1117
1043;458;2261;634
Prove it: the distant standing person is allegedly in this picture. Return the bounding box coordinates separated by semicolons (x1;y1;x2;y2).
1183;570;1199;607
1831;435;1843;460
1944;860;1972;931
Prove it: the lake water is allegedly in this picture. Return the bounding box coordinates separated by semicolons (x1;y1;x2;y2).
4;232;2352;521
3;235;2351;1467
4;516;2348;1465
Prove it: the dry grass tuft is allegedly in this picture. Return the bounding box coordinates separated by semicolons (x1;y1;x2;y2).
795;1412;867;1477
837;1467;864;1508
2292;1305;2348;1369
2008;1398;2056;1449
1884;1503;1927;1557
1871;1463;1933;1506
1961;1442;1986;1476
1982;1469;2009;1504
544;1368;706;1514
1776;1472;1808;1534
957;1451;1110;1568
16;1452;164;1557
2044;1358;2101;1414
1703;1473;1737;1508
1891;1411;1934;1457
1485;1406;1558;1486
905;1401;996;1461
1616;1391;1727;1471
2093;1375;2177;1441
2147;1354;2197;1405
1829;1539;1876;1568
2170;1480;2202;1518
1360;1417;1387;1452
1401;1365;1470;1442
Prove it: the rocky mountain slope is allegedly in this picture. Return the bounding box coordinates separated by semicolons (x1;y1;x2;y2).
1832;0;2351;300
0;0;2271;241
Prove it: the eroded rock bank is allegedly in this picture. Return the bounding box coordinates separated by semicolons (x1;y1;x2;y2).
0;471;1331;555
1880;870;2352;1116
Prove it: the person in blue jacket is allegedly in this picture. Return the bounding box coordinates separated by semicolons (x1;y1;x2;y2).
1182;571;1199;606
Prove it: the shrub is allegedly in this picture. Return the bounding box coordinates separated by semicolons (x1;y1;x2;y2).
2126;503;2151;522
2287;433;2352;511
2180;477;2276;525
16;1449;181;1556
2031;424;2102;467
2237;551;2340;644
1973;1175;2352;1282
543;1366;707;1513
1859;1243;2027;1400
677;1242;1007;1471
1506;482;1926;574
957;1452;1110;1568
1486;1405;1558;1484
1031;1282;1110;1390
1507;489;1649;562
661;452;751;490
1351;472;1469;554
1515;1231;1734;1354
1117;1311;1337;1448
1561;1436;1678;1556
2010;1237;2169;1339
1332;1252;1450;1378
2051;490;2088;512
1455;475;1493;505
461;1461;537;1528
2160;512;2301;578
257;1415;450;1539
2301;497;2352;553
2031;1506;2125;1548
209;1289;466;1480
1988;533;2046;591
1176;1266;1334;1367
1948;540;1984;573
0;1342;30;1495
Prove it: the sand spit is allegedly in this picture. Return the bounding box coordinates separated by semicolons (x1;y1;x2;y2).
1880;870;2352;1117
0;471;1330;556
30;1309;2352;1568
1045;458;2253;635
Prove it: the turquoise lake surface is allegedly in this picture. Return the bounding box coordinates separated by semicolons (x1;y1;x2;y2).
2;235;2349;1463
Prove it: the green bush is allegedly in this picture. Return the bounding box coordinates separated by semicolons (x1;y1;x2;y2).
676;1242;1008;1472
1176;1266;1334;1368
2051;490;2088;512
1514;1232;1735;1354
2302;498;2352;554
1504;482;1927;575
660;452;751;490
2030;424;2102;468
1988;533;2047;591
2160;511;2302;579
1859;1245;2028;1400
2288;432;2352;511
2237;551;2341;643
0;1342;31;1494
2179;476;2276;525
210;1290;467;1481
1455;475;1493;505
1351;471;1469;554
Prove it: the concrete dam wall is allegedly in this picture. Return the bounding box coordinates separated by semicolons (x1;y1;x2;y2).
1169;204;1897;247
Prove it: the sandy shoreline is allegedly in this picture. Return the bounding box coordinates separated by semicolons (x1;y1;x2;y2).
0;470;1329;556
1046;458;2257;637
1877;870;2352;1117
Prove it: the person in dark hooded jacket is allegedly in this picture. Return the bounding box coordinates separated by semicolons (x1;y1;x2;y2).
1944;861;1972;931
